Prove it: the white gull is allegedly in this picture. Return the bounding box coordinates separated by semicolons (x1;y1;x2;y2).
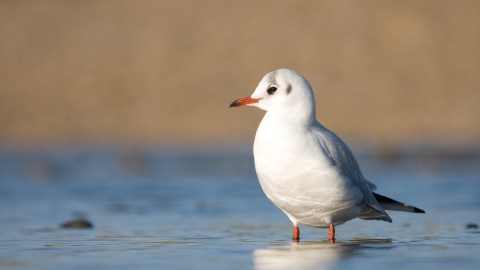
230;69;424;242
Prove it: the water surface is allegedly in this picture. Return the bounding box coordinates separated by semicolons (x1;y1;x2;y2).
1;147;479;269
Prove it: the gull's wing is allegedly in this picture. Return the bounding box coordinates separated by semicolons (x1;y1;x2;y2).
373;192;425;213
365;179;377;191
312;123;392;222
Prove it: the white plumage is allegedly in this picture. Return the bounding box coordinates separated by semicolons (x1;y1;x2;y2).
230;69;424;241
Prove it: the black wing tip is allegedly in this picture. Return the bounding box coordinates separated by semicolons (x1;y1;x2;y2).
374;192;426;214
413;207;426;214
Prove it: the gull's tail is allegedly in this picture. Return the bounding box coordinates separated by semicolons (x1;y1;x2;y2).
373;192;425;213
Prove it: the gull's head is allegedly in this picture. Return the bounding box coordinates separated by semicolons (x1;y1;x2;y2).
230;69;316;120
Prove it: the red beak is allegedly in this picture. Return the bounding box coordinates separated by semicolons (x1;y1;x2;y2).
229;96;261;108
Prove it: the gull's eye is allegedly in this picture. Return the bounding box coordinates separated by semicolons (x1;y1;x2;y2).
267;86;277;95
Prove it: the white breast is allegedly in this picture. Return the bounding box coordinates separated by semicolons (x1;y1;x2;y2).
253;111;363;227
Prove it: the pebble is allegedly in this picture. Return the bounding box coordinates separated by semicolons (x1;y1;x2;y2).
466;223;478;229
60;219;94;229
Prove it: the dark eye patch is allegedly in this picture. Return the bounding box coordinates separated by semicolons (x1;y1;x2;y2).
267;86;277;95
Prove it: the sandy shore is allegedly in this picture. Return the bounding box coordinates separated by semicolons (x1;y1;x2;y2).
1;1;479;147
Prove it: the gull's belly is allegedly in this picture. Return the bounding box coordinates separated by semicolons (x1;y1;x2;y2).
254;150;363;227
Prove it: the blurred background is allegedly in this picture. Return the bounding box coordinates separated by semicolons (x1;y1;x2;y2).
1;1;480;268
1;0;479;148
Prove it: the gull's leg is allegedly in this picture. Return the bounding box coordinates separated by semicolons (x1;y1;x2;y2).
328;224;335;243
292;225;300;242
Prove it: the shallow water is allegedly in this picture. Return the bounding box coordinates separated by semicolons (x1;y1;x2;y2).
0;147;479;269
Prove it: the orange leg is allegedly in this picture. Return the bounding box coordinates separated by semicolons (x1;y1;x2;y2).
328;224;335;243
292;225;300;242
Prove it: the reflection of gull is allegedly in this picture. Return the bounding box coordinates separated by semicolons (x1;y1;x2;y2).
254;239;391;270
230;69;425;242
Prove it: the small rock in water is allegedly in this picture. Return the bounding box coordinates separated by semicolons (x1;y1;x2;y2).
466;223;478;229
60;219;94;229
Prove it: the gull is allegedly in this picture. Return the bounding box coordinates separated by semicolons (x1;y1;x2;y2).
230;69;424;242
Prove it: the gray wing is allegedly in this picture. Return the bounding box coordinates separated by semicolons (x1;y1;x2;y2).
312;124;392;222
365;179;377;191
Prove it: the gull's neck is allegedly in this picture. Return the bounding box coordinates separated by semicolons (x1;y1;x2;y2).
265;101;317;127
